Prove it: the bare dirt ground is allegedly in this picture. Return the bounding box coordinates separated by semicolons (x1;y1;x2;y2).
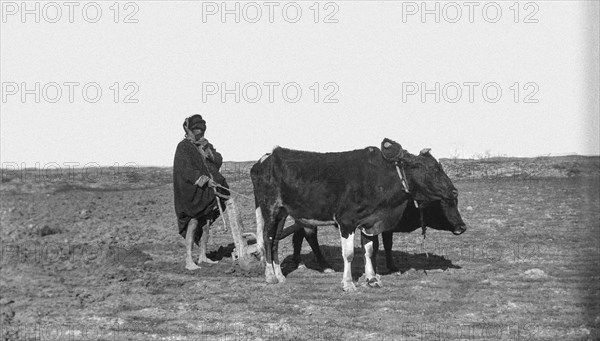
1;157;599;340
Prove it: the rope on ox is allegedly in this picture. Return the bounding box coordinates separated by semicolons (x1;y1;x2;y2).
394;161;428;258
212;183;253;201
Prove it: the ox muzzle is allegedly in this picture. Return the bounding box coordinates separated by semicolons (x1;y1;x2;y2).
452;224;467;235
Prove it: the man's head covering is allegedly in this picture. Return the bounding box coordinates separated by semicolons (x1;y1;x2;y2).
183;114;206;133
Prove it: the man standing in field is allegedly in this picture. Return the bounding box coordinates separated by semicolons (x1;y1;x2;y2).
173;114;229;270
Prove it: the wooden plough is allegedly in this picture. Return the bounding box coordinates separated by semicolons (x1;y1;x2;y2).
198;153;260;269
224;198;261;269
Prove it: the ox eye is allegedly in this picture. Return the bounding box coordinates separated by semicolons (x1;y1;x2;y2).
452;189;458;198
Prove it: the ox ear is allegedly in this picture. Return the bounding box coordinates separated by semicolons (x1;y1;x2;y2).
419;148;432;156
381;138;406;162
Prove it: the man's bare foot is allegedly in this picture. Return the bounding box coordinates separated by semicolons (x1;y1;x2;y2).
198;256;218;264
186;261;201;270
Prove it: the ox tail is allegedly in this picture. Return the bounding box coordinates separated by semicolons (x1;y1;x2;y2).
255;206;265;263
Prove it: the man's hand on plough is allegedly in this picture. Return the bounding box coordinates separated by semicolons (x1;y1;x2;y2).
207;178;218;188
196;175;218;189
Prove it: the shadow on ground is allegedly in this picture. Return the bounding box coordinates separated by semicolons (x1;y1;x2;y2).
282;245;461;279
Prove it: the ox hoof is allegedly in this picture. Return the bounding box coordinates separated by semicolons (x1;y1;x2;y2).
366;277;382;288
266;276;279;284
275;274;286;283
323;268;335;273
320;262;334;272
342;281;357;292
198;257;218;264
185;263;201;271
297;263;307;270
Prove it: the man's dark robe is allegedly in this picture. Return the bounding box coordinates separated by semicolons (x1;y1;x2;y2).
173;139;229;244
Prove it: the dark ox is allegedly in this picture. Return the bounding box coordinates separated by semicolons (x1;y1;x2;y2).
250;138;466;291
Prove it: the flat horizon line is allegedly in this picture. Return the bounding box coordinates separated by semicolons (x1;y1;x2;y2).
2;153;599;170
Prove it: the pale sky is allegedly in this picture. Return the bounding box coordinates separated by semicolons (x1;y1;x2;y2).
1;1;599;167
